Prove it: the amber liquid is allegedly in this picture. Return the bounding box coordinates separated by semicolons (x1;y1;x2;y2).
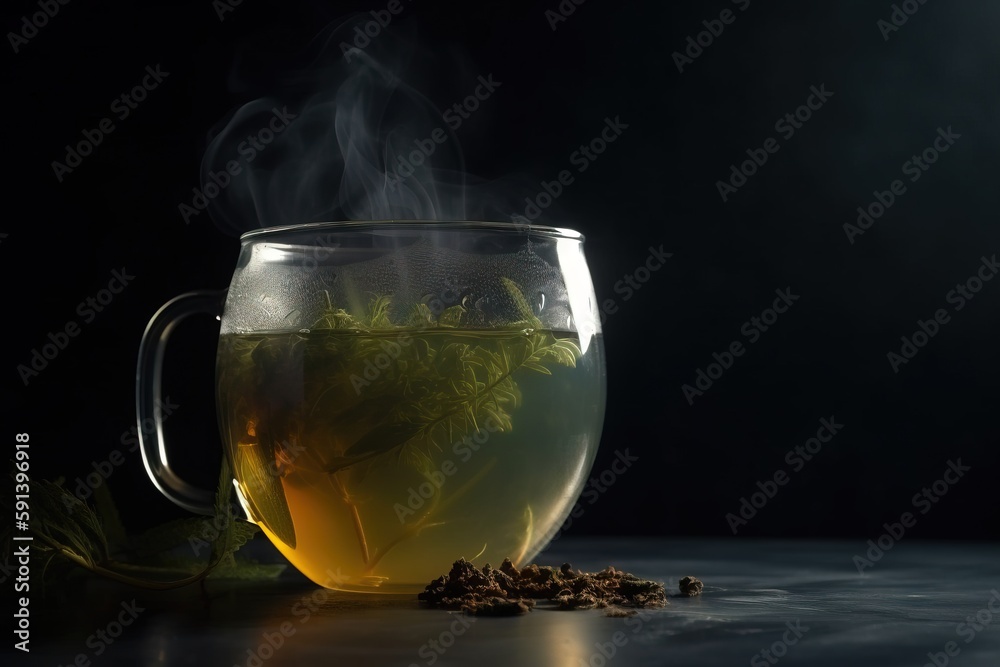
216;328;604;592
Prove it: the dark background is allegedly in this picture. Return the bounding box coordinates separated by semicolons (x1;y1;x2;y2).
4;0;997;544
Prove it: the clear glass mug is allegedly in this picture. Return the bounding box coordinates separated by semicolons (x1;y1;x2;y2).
136;221;606;592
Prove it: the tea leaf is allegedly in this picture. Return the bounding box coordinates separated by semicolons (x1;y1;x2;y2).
233;422;297;549
223;521;261;558
127;554;284;581
367;294;393;328
438;305;466;328
213;457;271;558
326;282;579;472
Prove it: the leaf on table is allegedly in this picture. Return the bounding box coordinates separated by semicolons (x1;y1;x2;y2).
226;521;261;555
137;554;285;581
129;518;216;557
27;477;109;567
208;560;287;580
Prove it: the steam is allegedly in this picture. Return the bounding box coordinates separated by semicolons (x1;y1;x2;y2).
201;18;515;234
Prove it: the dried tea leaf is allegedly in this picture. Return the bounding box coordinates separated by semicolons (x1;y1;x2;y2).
418;559;671;616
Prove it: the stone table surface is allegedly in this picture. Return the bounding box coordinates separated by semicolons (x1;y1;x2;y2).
16;538;1000;667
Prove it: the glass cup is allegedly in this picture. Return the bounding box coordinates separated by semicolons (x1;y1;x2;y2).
137;221;606;592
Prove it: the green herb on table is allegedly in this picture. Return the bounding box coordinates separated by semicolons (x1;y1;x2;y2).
0;459;281;591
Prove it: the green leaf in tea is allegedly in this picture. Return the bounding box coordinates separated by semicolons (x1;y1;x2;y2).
232;426;297;548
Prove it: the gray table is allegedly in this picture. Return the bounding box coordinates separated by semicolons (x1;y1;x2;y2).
18;538;1000;666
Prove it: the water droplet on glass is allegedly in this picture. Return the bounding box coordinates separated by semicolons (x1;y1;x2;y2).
534;291;546;315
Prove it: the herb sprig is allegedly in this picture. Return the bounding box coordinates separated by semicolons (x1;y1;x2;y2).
1;459;281;592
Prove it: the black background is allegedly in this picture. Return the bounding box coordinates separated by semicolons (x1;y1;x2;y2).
4;0;997;544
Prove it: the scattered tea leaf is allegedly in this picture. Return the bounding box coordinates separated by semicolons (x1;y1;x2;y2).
679;575;704;597
418;559;671;616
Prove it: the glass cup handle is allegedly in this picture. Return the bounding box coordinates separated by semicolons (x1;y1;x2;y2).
136;289;227;516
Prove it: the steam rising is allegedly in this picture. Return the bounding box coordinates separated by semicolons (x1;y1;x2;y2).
201;18;514;235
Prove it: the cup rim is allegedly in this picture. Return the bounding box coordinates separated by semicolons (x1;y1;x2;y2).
239;220;584;242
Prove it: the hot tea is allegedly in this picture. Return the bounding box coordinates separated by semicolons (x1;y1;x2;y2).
138;223;607;592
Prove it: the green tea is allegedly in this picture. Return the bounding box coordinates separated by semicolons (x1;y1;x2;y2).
216;324;604;592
